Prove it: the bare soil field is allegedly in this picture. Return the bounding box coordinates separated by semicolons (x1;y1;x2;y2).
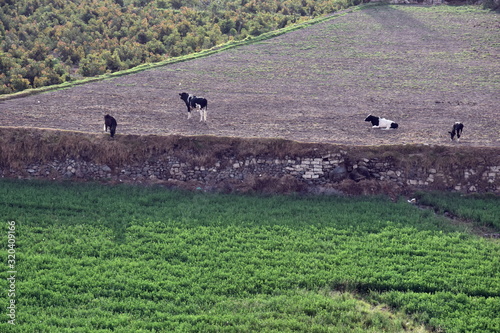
1;4;499;147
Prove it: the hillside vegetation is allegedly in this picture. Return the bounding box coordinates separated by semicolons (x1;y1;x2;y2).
1;4;498;147
0;179;499;331
0;0;361;94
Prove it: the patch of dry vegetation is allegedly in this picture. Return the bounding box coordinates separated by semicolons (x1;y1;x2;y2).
1;127;499;174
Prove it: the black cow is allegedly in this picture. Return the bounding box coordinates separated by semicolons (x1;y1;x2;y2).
449;122;464;141
179;92;208;122
365;114;398;129
104;114;117;137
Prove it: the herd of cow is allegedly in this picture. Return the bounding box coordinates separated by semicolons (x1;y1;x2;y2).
103;91;464;142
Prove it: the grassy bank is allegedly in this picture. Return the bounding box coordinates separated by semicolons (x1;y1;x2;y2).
0;179;498;332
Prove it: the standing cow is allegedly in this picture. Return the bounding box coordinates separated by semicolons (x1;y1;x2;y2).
104;114;117;137
179;92;208;122
449;122;464;141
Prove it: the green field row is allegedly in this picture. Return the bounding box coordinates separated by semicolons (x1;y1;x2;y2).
0;179;499;332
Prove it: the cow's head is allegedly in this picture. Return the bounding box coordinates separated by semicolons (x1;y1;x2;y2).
179;92;189;102
365;114;379;126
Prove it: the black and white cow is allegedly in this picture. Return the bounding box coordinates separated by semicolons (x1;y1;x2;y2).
449;122;464;141
365;114;398;129
179;92;208;122
104;114;117;137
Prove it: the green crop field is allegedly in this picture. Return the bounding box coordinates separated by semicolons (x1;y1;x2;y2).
1;179;499;332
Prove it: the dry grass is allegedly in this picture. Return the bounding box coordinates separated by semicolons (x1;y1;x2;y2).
1;127;499;196
1;127;498;169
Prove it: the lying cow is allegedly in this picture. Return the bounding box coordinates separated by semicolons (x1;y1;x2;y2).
365;114;398;129
449;122;464;141
104;114;117;137
179;92;208;122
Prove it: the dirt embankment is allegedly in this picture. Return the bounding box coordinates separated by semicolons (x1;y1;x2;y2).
1;128;499;197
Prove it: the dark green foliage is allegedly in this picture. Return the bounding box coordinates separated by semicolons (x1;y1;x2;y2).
373;291;500;333
0;179;499;331
482;0;500;11
416;191;500;230
0;0;349;94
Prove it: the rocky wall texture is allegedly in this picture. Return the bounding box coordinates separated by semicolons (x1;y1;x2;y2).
3;145;499;196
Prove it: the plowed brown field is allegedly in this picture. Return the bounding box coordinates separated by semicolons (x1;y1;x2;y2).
1;5;499;147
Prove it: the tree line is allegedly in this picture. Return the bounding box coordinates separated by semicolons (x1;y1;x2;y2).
0;0;362;94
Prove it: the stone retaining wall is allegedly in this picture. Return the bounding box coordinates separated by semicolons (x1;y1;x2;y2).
4;145;499;195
